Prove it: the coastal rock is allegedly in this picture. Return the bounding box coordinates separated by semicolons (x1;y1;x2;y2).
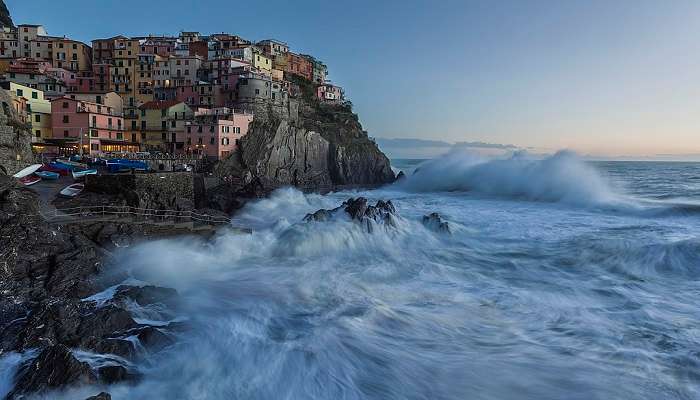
7;345;98;399
135;326;175;353
422;212;451;234
98;365;137;384
212;78;394;209
395;171;406;181
85;392;112;400
304;197;398;232
0;0;12;27
113;285;178;307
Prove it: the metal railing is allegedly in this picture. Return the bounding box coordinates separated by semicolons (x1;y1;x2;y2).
39;205;251;232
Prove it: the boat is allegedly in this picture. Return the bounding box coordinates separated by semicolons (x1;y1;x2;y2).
19;175;41;186
72;169;98;179
40;163;70;176
106;159;149;173
35;171;60;180
12;164;42;178
58;183;84;198
56;159;89;170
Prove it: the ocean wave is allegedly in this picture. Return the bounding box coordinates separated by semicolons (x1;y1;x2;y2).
395;149;626;208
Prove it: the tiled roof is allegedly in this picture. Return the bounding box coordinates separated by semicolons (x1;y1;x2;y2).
139;100;181;110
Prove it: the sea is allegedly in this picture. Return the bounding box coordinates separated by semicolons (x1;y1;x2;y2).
2;149;700;399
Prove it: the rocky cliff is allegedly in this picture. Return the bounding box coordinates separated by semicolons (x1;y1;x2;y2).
0;0;12;28
0;90;33;175
212;78;394;210
0;175;186;399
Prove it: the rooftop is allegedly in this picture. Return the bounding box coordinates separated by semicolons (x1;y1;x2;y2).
139;100;182;110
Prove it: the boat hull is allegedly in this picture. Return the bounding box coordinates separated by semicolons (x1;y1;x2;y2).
19;175;41;186
12;164;42;178
35;171;60;180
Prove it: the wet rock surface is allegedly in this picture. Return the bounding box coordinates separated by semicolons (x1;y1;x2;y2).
212;78;394;213
422;212;451;234
0;174;183;397
304;197;398;232
85;392;112;400
7;345;98;399
113;285;178;307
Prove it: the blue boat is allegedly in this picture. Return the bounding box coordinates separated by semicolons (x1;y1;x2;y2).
49;161;73;171
106;159;149;173
72;169;98;179
35;171;60;180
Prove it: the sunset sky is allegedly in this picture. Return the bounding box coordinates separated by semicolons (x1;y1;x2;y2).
9;0;700;159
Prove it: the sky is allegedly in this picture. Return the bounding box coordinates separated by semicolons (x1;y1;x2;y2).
7;0;700;159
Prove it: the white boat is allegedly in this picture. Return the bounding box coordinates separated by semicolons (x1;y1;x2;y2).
12;164;42;178
58;183;84;198
72;169;97;179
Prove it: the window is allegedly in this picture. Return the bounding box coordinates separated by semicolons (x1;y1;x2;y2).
35;114;40;122
187;126;191;133
210;137;215;145
141;109;146;117
63;115;69;123
91;143;99;151
161;109;166;117
35;130;40;137
62;101;69;109
198;137;202;144
131;121;137;130
90;129;98;137
15;89;23;97
171;120;176;128
141;121;146;129
64;130;69;137
161;132;166;140
255;89;260;95
162;121;167;130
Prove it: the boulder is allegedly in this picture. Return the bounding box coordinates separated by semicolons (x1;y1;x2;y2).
97;365;137;384
304;197;398;232
113;285;178;307
85;392;112;400
422;212;451;234
135;326;175;353
7;345;97;399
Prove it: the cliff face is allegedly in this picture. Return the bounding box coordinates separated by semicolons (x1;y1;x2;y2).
216;81;394;198
0;90;33;175
0;0;12;28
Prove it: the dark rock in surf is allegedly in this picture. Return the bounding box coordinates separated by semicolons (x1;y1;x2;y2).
422;213;451;234
98;365;137;384
85;392;112;400
7;345;98;399
135;326;175;352
304;197;398;232
114;285;178;307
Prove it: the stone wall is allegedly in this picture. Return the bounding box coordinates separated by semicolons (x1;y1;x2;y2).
85;172;194;209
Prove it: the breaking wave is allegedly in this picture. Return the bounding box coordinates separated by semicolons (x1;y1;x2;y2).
396;150;626;207
4;158;700;399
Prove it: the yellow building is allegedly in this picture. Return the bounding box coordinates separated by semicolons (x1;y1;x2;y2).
51;38;92;72
138;100;193;152
2;82;52;144
253;52;272;76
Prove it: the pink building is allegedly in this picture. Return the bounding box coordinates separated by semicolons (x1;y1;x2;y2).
317;82;344;104
50;97;130;155
175;82;225;108
182;108;253;159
